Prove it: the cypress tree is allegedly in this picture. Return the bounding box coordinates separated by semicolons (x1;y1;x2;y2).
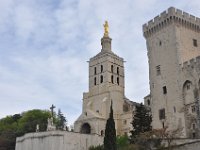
104;101;117;150
130;103;152;142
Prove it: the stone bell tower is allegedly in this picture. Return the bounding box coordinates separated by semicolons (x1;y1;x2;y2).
74;21;134;136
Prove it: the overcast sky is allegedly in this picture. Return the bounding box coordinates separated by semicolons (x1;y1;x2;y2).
0;0;200;125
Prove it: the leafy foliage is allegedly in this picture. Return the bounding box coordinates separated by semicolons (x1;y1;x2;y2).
17;109;51;135
116;135;129;149
103;102;117;150
0;109;68;150
0;114;22;150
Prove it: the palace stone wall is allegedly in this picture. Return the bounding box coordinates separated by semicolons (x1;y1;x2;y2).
15;131;103;150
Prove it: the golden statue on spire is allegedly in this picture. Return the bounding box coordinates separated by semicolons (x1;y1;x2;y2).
104;21;109;37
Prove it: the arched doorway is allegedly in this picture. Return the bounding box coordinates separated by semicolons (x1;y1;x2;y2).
80;123;91;134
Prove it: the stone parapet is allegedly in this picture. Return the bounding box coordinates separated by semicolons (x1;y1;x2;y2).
16;131;103;150
182;56;200;70
143;7;200;38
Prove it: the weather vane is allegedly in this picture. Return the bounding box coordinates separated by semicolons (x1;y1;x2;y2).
104;21;109;37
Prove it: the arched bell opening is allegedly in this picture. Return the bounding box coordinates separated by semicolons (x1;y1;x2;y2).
80;123;91;134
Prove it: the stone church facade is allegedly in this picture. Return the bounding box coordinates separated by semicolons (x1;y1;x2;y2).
74;22;137;136
143;7;200;138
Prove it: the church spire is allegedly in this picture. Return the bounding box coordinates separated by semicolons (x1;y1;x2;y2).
101;21;112;52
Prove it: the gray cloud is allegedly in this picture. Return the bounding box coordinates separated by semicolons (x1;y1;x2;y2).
0;0;199;125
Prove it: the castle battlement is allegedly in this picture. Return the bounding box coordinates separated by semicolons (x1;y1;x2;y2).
143;7;200;38
182;56;200;69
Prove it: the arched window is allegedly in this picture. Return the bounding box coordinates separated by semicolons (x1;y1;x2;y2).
111;75;114;83
100;75;103;83
117;77;119;85
101;65;103;73
94;77;96;85
111;65;114;73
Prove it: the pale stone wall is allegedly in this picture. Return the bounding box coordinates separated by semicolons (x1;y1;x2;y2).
143;7;200;138
144;20;187;136
120;112;133;136
15;131;103;150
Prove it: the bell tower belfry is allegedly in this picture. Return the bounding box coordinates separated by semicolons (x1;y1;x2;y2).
74;21;131;136
88;21;125;94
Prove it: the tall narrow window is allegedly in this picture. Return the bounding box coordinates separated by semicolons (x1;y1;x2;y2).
162;122;165;128
94;77;96;85
111;65;113;73
100;75;103;83
159;108;165;120
147;99;150;106
111;75;114;83
117;67;119;75
192;105;196;113
193;39;198;47
94;67;97;75
173;106;176;113
159;40;162;46
117;77;119;85
193;133;196;138
123;120;127;125
156;65;161;75
163;86;167;94
101;130;104;136
101;65;103;73
193;124;196;129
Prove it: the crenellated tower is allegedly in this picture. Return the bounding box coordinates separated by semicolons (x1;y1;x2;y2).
143;7;200;138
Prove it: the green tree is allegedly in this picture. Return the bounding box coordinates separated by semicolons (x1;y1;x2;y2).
0;114;22;150
0;109;51;150
130;103;152;143
104;101;117;150
18;109;51;134
56;109;67;130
